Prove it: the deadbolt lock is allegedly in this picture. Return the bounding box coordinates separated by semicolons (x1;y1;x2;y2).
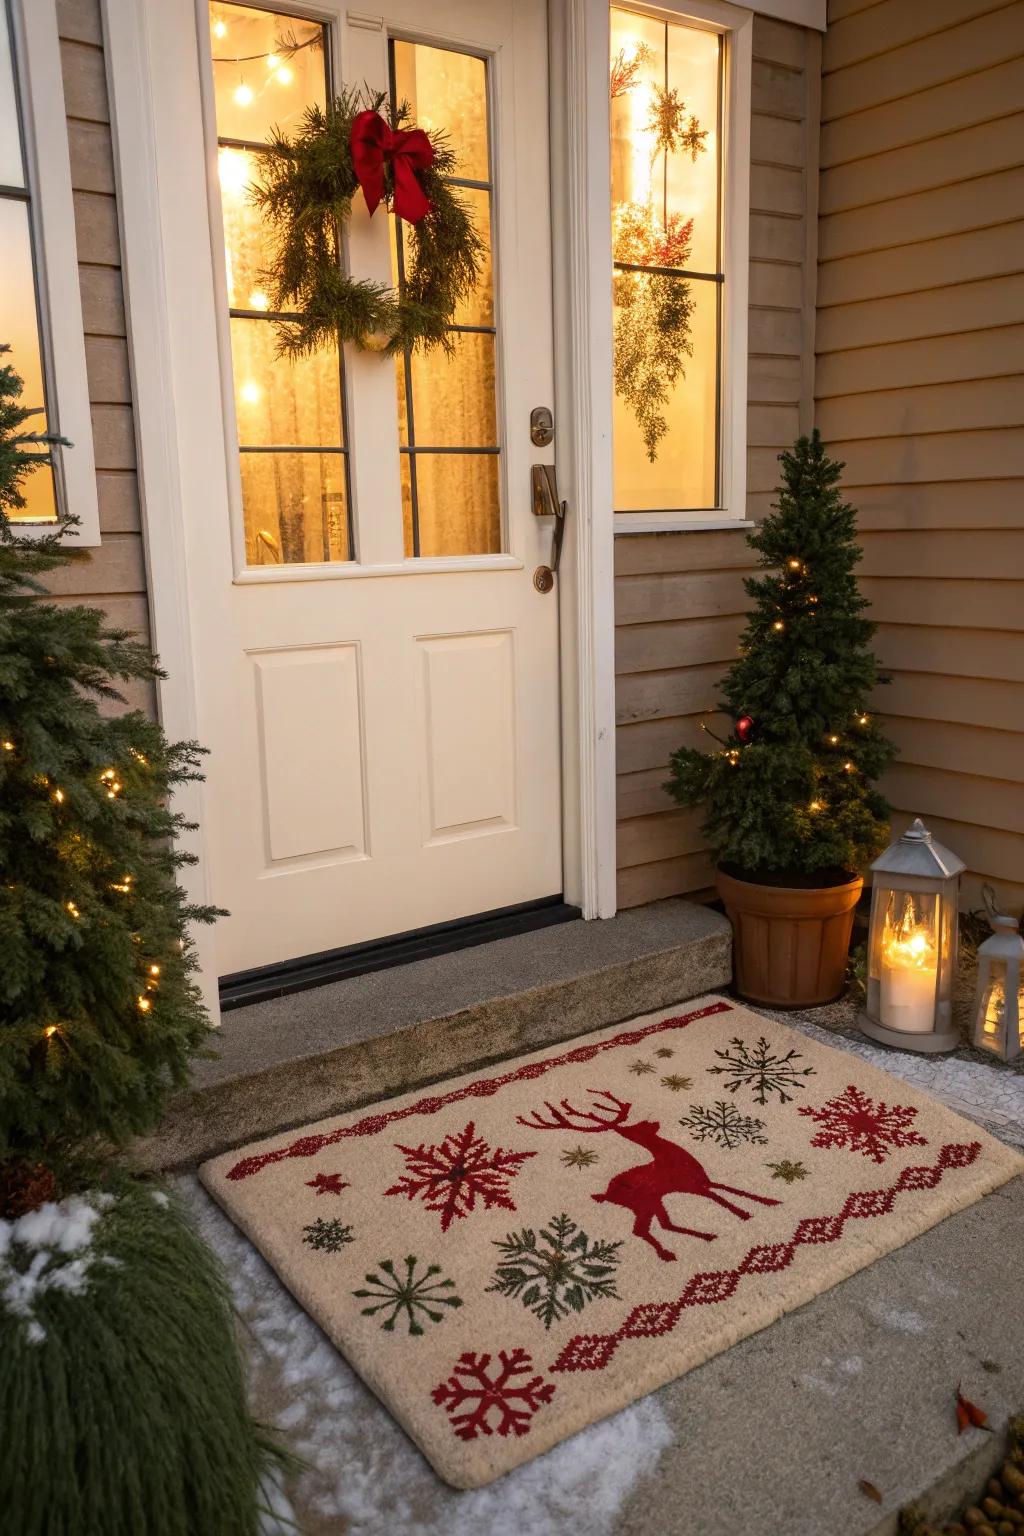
530;405;554;447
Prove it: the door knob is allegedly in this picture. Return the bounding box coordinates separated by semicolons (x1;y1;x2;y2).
531;463;566;594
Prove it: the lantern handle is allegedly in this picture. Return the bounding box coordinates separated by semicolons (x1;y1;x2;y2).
981;882;1019;932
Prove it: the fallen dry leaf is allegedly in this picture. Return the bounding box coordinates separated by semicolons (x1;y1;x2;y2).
955;1383;993;1435
858;1479;883;1504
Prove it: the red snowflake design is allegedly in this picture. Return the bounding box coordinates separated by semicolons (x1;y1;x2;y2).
432;1349;555;1440
798;1084;928;1165
384;1121;536;1232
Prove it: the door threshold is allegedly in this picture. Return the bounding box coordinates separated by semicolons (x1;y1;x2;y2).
218;896;581;1011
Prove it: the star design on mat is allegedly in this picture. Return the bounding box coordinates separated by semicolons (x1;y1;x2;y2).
384;1121;537;1232
432;1348;556;1440
302;1218;355;1252
629;1060;655;1075
660;1074;692;1091
654;1047;674;1058
766;1159;809;1184
798;1085;928;1166
561;1145;600;1170
306;1172;350;1196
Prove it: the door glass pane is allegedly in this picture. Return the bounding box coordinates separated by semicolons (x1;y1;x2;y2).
0;5;56;525
390;40;500;558
610;7;722;512
209;3;350;564
239;452;348;565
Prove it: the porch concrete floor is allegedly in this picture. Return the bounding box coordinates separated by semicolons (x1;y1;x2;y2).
141;899;731;1168
180;999;1024;1536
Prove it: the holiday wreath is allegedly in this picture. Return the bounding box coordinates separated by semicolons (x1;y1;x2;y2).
249;85;484;358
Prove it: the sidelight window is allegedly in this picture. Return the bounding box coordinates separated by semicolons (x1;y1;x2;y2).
610;6;725;516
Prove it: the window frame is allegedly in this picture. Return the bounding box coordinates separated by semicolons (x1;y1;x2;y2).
5;0;100;544
609;0;751;535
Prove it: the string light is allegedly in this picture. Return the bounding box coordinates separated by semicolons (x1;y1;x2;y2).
275;65;293;85
240;380;261;404
787;558;802;572
212;18;227;39
66;900;80;919
827;734;839;745
807;595;818;605
149;963;161;977
234;81;254;107
248;289;270;311
99;768;123;799
772;620;785;633
809;800;824;812
857;714;869;726
43;1024;58;1039
266;52;280;68
111;873;134;894
137;995;152;1014
53;787;65;804
129;748;149;766
843;761;855;772
2;739;13;752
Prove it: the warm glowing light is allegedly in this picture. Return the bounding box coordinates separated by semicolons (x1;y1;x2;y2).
212;18;227;39
129;748;149;765
787;559;801;571
266;53;281;68
275;65;293;85
807;595;819;604
809;799;823;812
66;901;80;919
218;146;249;198
137;995;152;1013
149;963;161;977
858;714;869;726
234;81;254;107
772;620;784;633
44;1024;58;1039
53;788;65;804
2;740;13;752
828;734;839;745
881;901;939;1034
240;380;261;404
843;761;854;772
248;289;270;311
111;873;134;894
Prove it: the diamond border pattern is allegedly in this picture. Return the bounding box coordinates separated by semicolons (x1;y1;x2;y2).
548;1142;982;1374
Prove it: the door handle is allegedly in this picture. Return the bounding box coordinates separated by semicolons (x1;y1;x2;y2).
531;463;566;594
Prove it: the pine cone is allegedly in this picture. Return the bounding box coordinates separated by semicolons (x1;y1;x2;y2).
0;1158;56;1219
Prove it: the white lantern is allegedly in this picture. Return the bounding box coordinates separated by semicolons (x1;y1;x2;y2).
971;893;1024;1063
861;818;964;1054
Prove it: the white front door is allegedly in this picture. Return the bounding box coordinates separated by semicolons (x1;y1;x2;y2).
149;0;563;978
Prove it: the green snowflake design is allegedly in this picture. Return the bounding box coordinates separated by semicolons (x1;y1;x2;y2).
629;1060;655;1075
767;1159;809;1184
706;1036;816;1105
661;1074;693;1091
487;1213;623;1330
679;1101;767;1150
303;1217;355;1253
654;1047;674;1059
353;1256;462;1335
561;1145;600;1170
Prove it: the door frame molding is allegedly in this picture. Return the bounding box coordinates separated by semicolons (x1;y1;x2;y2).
100;0;620;1021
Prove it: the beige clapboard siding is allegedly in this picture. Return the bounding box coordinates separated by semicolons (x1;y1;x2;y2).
615;15;819;906
44;0;153;715
817;0;1024;908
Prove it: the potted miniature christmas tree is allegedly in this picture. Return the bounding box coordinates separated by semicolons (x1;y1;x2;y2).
0;349;282;1532
666;431;896;1006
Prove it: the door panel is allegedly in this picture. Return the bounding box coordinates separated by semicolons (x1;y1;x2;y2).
153;0;560;975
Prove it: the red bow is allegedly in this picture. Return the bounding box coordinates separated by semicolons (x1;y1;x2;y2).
350;109;434;224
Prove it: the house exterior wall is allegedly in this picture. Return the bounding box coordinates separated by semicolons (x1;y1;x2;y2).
45;0;154;716
815;0;1024;910
615;14;822;907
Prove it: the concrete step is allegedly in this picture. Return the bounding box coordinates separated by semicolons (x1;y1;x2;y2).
140;898;732;1169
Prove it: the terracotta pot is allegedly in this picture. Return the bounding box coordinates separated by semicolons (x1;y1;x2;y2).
717;865;863;1008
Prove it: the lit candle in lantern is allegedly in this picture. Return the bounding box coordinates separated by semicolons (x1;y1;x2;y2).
880;913;938;1034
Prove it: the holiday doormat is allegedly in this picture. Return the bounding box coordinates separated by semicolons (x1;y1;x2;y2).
200;997;1023;1488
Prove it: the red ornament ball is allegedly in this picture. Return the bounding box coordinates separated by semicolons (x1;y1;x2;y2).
735;714;755;744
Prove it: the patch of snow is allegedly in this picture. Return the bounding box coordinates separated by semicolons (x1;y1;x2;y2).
1;1193;111;1344
183;1178;674;1536
151;1190;170;1208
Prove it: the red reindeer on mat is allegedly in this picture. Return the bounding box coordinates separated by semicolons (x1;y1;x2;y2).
517;1089;781;1262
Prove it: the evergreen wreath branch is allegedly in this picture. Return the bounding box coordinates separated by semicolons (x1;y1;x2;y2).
249;84;484;358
